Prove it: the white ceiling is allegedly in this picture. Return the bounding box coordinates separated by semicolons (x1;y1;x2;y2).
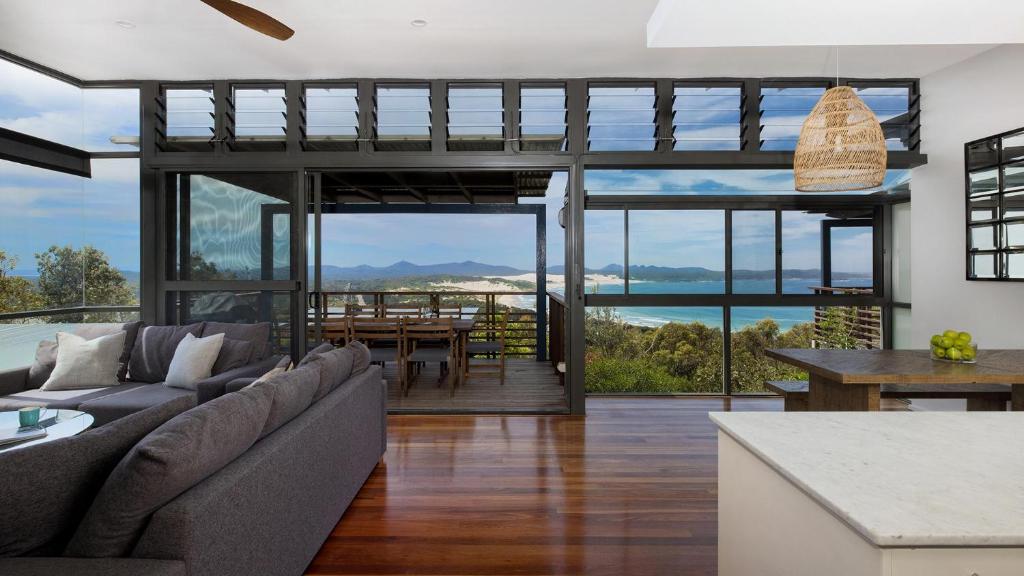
648;0;1024;48
0;0;1000;81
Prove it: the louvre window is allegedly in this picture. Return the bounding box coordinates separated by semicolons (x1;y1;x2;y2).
520;85;567;151
374;84;431;151
228;85;287;151
587;84;657;151
302;85;359;151
672;85;742;151
447;84;504;151
158;86;214;151
759;85;826;151
849;84;916;151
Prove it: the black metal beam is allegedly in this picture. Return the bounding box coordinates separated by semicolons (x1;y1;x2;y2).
0;127;91;177
586;293;884;307
586;194;897;210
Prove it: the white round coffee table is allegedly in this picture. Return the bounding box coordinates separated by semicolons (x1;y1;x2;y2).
0;409;94;452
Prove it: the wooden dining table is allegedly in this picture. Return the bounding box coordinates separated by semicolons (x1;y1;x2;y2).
766;349;1024;411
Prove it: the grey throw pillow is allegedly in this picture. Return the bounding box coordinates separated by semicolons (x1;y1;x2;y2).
164;333;225;390
346;341;371;376
41;332;126;391
201;321;271;362
0;400;190;557
301;352;340;402
127;324;203;383
27;322;141;388
211;337;254;375
254;364;318;438
298;342;334;366
64;384;274;558
321;348;355;394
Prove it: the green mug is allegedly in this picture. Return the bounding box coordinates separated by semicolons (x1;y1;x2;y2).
19;406;42;428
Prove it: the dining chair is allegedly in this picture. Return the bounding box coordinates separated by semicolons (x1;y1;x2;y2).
402;317;457;397
319;316;350;345
386;302;427;318
436;303;463;319
465;312;508;385
349;317;405;391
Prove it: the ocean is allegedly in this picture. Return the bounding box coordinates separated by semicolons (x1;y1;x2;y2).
543;277;872;331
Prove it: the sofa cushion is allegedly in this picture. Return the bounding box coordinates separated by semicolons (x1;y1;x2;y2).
346;340;372;377
0;385;143;412
78;384;197;428
211;337;254;375
127;324;203;384
164;333;224;390
301;352;340;402
255;365;318;438
65;383;274;558
41;332;126;391
298;342;333;365
0;399;190;557
28;322;141;388
0;558;187;576
201;321;271;362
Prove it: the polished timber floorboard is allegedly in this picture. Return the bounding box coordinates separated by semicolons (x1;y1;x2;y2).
306;397;792;576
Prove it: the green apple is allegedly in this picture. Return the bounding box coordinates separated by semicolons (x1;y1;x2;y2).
947;347;963;361
957;331;972;343
939;336;955;349
932;346;947;358
930;335;944;347
943;330;959;340
953;340;968;350
962;347;977;361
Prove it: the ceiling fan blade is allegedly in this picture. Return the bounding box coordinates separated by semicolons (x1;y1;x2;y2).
199;0;294;41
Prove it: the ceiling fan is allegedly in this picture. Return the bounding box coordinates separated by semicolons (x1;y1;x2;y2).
199;0;294;41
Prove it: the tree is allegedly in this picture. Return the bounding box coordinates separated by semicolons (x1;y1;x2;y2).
35;245;136;321
0;250;43;314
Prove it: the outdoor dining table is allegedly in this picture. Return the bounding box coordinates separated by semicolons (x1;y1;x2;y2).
765;348;1024;411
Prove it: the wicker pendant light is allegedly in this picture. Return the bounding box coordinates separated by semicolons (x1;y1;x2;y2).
793;86;887;192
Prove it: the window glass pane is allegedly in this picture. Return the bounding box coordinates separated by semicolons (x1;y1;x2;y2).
1006;252;1024;279
759;85;826;151
163;87;215;144
83;159;140;305
830;226;874;289
585;168;910;196
1004;191;1024;219
850;85;911;150
1004;162;1024;192
587;85;656;151
969;194;999;222
303;85;358;146
447;84;503;151
892;203;911;302
584;211;624;294
969;225;997;251
520;85;566;151
375;85;431;150
0;58;82;147
178;174;292;280
83;88;140;151
1002;131;1024;164
969;252;997;279
730;307;813;393
732;211;776;294
585;306;723;393
968;168;999;196
672;85;741;151
1004;221;1024;249
892;307;912;349
782;211;825;293
628;211;725;294
232;86;286;139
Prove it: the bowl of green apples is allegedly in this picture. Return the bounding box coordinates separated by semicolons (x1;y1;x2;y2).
930;330;977;363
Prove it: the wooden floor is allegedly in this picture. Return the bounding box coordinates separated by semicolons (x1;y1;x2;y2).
384;358;567;412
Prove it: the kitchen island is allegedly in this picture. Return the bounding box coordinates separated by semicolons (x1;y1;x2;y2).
711;412;1024;576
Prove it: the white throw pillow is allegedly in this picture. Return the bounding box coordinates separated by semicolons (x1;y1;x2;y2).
164;333;225;390
41;331;126;391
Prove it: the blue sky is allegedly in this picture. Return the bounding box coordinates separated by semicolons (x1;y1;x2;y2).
0;58;905;277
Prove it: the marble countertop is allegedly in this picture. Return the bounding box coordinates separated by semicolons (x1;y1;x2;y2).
710;412;1024;547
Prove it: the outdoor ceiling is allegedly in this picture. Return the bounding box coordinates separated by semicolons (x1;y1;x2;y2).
0;0;1001;81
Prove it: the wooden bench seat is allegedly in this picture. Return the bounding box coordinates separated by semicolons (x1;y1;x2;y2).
765;380;1011;412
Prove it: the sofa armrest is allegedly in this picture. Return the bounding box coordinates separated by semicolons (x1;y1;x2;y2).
224;377;259;394
194;355;281;404
0;557;186;576
0;366;30;396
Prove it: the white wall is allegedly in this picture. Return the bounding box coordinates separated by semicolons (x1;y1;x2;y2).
912;45;1024;349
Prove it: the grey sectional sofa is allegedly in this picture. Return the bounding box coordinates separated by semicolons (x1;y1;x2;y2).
0;321;281;426
0;342;387;576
